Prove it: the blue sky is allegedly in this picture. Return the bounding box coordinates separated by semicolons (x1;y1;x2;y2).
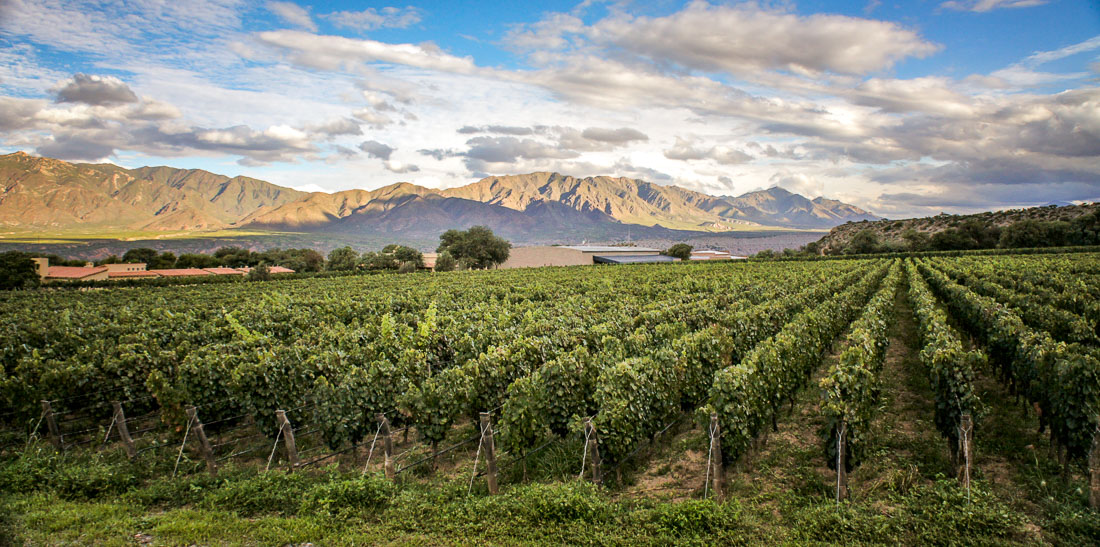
1;0;1098;217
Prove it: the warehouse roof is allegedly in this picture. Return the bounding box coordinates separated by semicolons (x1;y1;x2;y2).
45;266;108;279
593;255;680;264
148;268;212;277
562;245;660;253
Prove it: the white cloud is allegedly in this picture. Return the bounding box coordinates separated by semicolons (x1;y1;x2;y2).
584;2;940;76
940;0;1048;13
255;31;479;74
267;1;317;32
325;7;422;32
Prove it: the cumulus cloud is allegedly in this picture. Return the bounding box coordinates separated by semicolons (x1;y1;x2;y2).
768;171;825;197
940;0;1047;12
384;159;419;173
457;125;535;135
268;1;317;32
464;136;579;163
580;127;648;144
586;2;940;76
664;137;752;164
255;30;479;73
309;117;362;136
53;74;138;105
359;140;395;160
325;7;422;32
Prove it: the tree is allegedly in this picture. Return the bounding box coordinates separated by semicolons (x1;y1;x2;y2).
326;246;359;271
434;251;456;272
386;244;424;268
0;251;40;290
175;253;220;268
930;229;974;251
998;220;1046;249
436;226;511;269
901;228;930;252
215;247;257;267
397;261;417;274
663;243;693;260
845;229;881;254
149;252;177;270
1070;209;1100;246
248;263;271;281
122;248;157;264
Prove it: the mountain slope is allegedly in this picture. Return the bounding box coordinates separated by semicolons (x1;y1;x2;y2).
0;152;305;231
0;152;877;238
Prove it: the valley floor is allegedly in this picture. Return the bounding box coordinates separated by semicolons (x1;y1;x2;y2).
2;280;1097;546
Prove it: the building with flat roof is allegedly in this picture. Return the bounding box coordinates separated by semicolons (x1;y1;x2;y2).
497;245;664;269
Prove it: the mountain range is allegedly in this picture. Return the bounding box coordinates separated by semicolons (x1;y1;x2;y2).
0;152;878;242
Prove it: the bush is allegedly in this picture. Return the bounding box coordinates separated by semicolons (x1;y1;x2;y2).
663;243;692;260
434;251;456;272
300;474;395;518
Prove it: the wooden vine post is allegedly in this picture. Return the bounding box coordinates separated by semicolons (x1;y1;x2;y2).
584;417;602;485
836;421;849;502
709;412;724;501
958;413;973;489
1089;424;1100;510
185;406;217;475
275;410;299;470
480;412;498;495
40;400;62;450
377;414;395;480
111;401;136;459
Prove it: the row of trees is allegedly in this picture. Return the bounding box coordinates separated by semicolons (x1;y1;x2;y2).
109;247;325;272
0;226;516;290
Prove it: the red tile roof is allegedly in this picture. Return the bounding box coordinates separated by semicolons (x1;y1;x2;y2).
268;266;295;274
147;268;213;277
203;268;246;275
45;266;107;279
108;271;162;278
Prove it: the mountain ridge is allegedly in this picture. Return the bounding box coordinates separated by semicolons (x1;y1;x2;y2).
0;152;879;239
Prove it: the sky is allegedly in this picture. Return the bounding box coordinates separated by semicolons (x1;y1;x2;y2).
0;0;1098;218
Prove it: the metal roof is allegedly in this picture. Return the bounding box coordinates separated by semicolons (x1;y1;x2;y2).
593;255;680;264
562;245;660;253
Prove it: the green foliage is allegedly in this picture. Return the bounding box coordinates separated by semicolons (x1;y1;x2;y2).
906;261;982;448
437;226;511;269
0;251;40;290
917;259;1100;460
326;246;359;271
175;253;220;269
247;263;272;281
710;260;889;463
819;261;901;470
121;248;157;264
845;229;882;254
433;251;457;272
663;243;693;260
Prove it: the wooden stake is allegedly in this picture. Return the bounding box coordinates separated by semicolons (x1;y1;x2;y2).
709;412;724;501
186;406;217;475
275;410;299;470
40;400;62;450
1089;425;1100;510
584;418;602;485
480;412;498;495
958;413;973;489
378;414;395;480
837;421;849;502
112;401;136;459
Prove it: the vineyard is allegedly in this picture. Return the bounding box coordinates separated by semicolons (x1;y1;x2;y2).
1;253;1099;544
